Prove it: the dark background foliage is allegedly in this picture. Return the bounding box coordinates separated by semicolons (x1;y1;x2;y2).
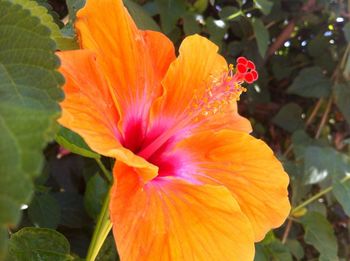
1;0;350;260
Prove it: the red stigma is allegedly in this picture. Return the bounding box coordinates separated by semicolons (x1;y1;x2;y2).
235;56;258;84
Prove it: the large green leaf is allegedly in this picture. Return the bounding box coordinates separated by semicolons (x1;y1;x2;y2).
9;0;78;50
8;227;73;261
0;0;63;256
287;67;331;98
301;212;338;261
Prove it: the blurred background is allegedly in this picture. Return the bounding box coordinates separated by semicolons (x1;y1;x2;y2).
4;0;350;260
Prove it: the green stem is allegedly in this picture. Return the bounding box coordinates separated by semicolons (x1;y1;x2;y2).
291;175;350;215
95;158;112;182
86;189;113;261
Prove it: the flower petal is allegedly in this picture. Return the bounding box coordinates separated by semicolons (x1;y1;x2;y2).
196;103;252;133
151;34;226;121
58;50;159;182
58;50;121;155
110;162;255;261
150;34;251;135
75;0;175;127
176;130;291;241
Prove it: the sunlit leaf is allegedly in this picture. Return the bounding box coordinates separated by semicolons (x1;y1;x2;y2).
0;0;63;255
10;0;78;50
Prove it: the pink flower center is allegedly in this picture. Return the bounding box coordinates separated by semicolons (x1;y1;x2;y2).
122;118;186;178
121;57;258;179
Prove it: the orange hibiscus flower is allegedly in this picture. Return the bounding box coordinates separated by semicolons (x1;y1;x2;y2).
57;0;290;260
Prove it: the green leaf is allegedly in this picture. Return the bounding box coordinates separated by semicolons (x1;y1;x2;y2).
291;130;316;160
219;6;242;21
252;18;269;58
9;0;78;50
268;241;292;261
287;67;331;98
0;228;7;261
96;235;119;261
66;0;85;22
0;0;63;254
308;201;327;216
54;192;91;228
206;17;227;49
254;0;273;15
125;0;160;31
307;35;329;58
183;13;201;35
255;238;292;261
332;178;350;216
155;0;187;34
84;174;109;219
304;146;349;185
56;127;100;159
286;239;304;260
343;22;350;43
193;0;208;13
301;212;338;261
334;83;350;125
303;146;331;184
8;227;73;261
272;103;304;132
28;192;61;229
